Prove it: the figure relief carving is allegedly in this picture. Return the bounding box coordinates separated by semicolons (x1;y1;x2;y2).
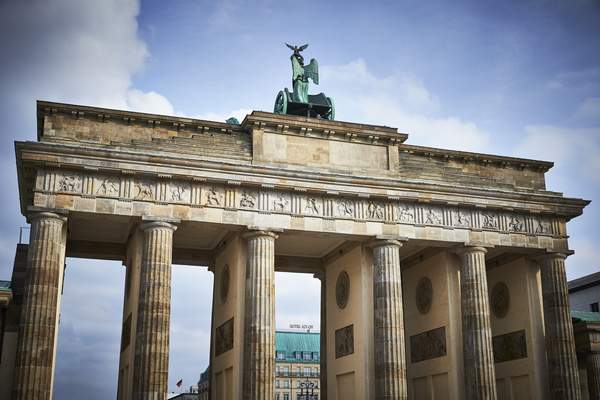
335;325;354;359
425;207;442;225
205;186;223;205
396;203;415;222
215;318;234;357
454;208;471;227
366;200;384;220
220;265;230;303
96;176;119;196
273;193;289;212
58;171;82;192
491;282;510;318
508;214;524;232
493;330;527;363
336;271;350;309
134;179;155;200
410;327;447;363
240;190;256;208
482;210;498;229
305;195;321;214
416;277;433;314
170;182;188;202
336;199;354;218
535;216;551;234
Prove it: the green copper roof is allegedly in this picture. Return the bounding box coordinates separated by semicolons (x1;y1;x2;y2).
572;310;600;322
0;281;11;291
275;331;320;362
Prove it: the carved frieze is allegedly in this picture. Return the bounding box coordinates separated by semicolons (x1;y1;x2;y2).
121;313;132;353
335;324;354;359
410;326;447;363
492;330;527;363
58;171;82;193
36;169;560;239
220;264;230;303
215;317;234;357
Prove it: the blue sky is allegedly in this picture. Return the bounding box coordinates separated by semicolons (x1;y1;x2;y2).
0;0;599;398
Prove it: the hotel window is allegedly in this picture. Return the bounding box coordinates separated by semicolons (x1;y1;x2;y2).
303;367;311;376
284;394;289;400
276;395;279;400
284;380;289;388
315;381;318;388
303;353;311;361
296;352;301;360
297;381;301;388
296;367;301;376
284;367;289;376
313;353;318;361
276;380;280;388
313;367;318;377
276;366;280;376
278;352;285;360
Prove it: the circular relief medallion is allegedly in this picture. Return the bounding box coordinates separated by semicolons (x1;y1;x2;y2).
491;282;510;318
220;264;230;303
336;271;350;309
416;277;433;314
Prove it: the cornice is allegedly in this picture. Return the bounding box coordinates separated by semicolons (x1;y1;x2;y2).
15;139;590;219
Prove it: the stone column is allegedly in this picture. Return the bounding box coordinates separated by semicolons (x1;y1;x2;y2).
456;245;497;400
538;253;581;400
587;352;600;400
315;270;328;400
132;218;178;400
12;211;67;400
369;238;408;400
242;230;278;400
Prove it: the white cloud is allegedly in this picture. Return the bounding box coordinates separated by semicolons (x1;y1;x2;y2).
126;89;175;115
322;59;490;152
0;0;150;110
191;108;254;124
514;125;600;185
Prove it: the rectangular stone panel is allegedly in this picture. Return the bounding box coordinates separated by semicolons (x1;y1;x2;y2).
492;329;527;363
335;324;354;359
410;326;447;363
215;317;234;357
120;313;132;353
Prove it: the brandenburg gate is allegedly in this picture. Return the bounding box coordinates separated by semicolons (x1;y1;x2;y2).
7;97;589;399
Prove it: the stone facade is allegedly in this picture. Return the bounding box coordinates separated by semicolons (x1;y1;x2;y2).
4;101;590;399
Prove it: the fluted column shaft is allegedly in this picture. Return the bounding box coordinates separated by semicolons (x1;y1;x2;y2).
370;239;408;400
132;220;177;400
242;230;278;400
457;245;497;400
12;212;67;400
539;253;581;400
587;352;600;400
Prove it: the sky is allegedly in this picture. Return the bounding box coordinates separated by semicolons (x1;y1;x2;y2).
0;0;599;398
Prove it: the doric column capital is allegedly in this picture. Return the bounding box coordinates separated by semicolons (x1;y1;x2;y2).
535;252;569;263
243;229;280;241
26;210;68;224
139;216;179;232
454;242;492;256
369;235;407;250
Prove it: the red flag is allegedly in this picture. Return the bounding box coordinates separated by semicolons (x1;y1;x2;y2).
176;379;183;387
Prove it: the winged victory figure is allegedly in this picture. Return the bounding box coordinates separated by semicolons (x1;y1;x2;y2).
286;43;319;103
